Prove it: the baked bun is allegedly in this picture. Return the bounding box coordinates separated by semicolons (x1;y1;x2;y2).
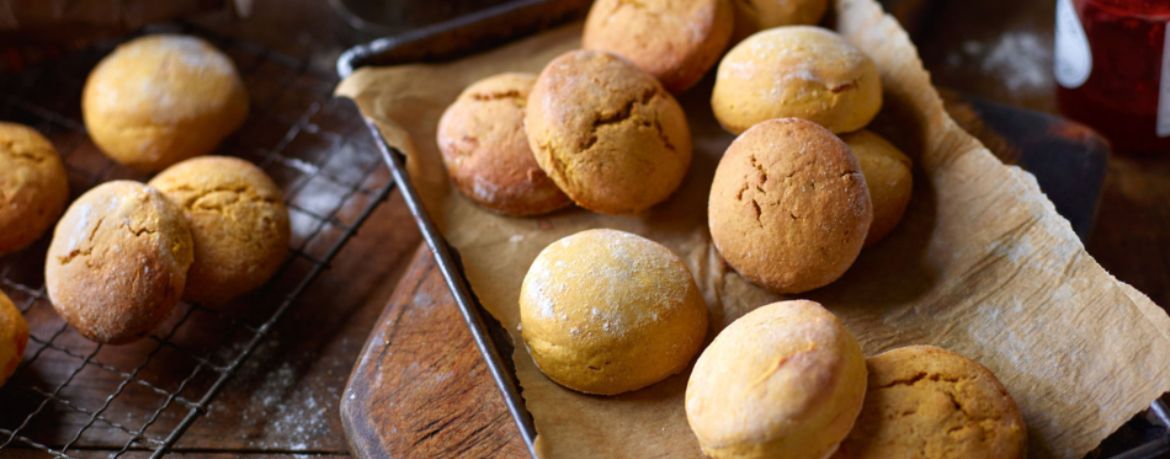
82;34;248;171
731;0;830;42
708;118;871;294
526;50;692;215
0;289;29;388
833;345;1027;459
686;300;867;459
0;122;69;256
712;26;882;134
841;130;913;246
583;0;734;93
519;229;708;395
149;156;290;304
436;73;571;216
45;181;194;344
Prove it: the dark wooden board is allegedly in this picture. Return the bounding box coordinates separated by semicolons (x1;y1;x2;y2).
341;244;527;459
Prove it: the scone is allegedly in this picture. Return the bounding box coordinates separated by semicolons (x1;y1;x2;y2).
45;181;194;344
841;130;913;246
708;118;871;294
0;122;69;256
686;300;867;459
711;26;882;134
149;156;290;305
526;50;693;215
82;34;249;171
519;229;708;395
833;345;1027;459
583;0;734;93
731;0;830;42
0;289;30;388
436;73;571;216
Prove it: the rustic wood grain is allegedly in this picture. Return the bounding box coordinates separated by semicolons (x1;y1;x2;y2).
341;244;527;459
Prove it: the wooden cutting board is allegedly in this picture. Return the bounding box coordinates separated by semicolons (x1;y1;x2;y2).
340;244;528;458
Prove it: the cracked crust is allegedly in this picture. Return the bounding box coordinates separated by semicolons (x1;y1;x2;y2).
45;181;194;344
519;229;708;395
82;35;248;172
832;345;1027;459
712;26;882;134
0;290;29;388
436;73;572;217
841;130;913;247
0;122;69;256
526;50;692;215
148;156;290;305
730;0;829;42
708;118;871;294
686;300;867;459
582;0;734;94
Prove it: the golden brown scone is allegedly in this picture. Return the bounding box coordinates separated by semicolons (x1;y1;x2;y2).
731;0;830;42
82;34;249;172
841;130;913;247
0;122;69;256
519;229;708;395
833;345;1027;459
526;50;693;215
436;73;571;216
149;156;289;305
708;118;871;294
0;289;29;388
687;300;867;459
583;0;734;94
45;181;194;344
712;26;882;134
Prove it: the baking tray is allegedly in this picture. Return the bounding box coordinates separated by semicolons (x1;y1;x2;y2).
0;22;394;458
335;3;1170;458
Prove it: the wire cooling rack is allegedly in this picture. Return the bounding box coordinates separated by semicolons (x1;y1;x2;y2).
0;23;391;458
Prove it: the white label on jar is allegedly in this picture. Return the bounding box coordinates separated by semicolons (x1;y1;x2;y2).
1055;0;1092;88
1157;22;1170;137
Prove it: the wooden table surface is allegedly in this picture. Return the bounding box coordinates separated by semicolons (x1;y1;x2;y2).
5;0;1169;457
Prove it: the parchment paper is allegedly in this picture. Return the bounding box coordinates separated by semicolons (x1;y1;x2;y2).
336;0;1170;457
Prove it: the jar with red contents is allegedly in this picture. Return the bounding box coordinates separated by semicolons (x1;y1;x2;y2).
1055;0;1170;153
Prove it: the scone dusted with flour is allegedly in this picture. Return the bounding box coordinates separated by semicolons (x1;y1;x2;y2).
82;34;249;171
519;229;708;395
45;181;194;344
686;300;867;459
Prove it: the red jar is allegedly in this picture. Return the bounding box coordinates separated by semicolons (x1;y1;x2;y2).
1055;0;1170;153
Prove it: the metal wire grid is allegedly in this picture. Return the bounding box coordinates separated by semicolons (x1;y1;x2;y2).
0;23;392;458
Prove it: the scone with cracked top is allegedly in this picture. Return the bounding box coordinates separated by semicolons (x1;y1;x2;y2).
526;50;693;215
841;130;913;247
583;0;734;93
436;73;571;216
519;229;708;395
149;156;290;305
712;26;882;134
832;345;1027;459
0;289;29;388
686;300;867;459
708;118;871;294
45;181;194;344
82;34;249;171
0;122;69;256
